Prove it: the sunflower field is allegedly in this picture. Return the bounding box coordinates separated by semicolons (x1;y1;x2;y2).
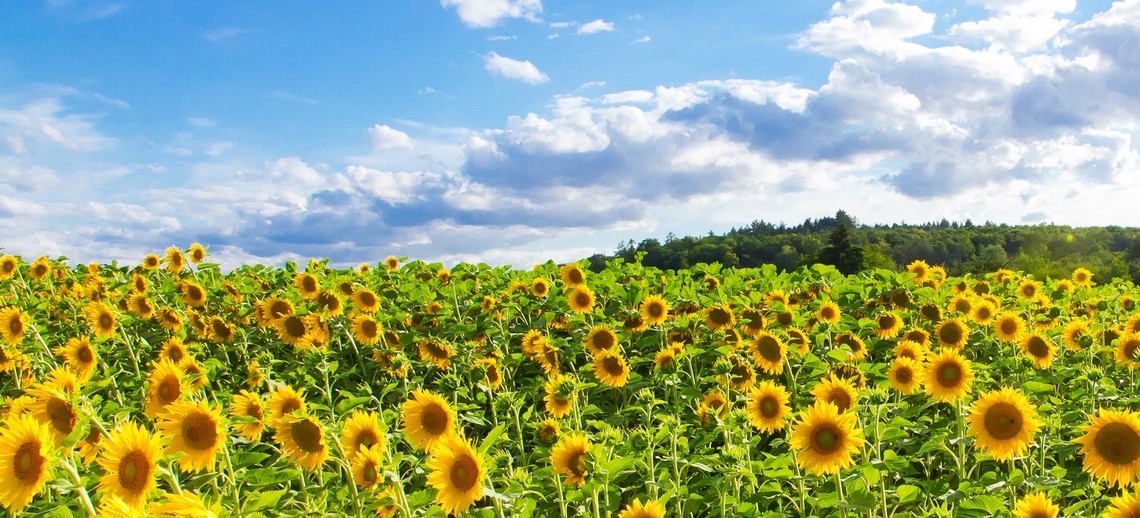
3;246;1140;517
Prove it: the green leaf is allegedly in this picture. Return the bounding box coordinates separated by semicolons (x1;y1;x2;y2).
478;423;508;456
246;489;288;512
896;484;921;504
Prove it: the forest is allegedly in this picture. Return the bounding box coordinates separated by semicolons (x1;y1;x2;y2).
590;211;1140;283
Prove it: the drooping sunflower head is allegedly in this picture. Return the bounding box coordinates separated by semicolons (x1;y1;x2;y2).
698;391;729;427
749;331;786;375
27;388;78;444
401;390;456;452
543;374;576;418
267;385;307;428
0;413;56;513
746;380;791;434
418;339;454;369
1063;318;1094;351
275;413;329;472
229;390;266;442
1073;408;1140;488
164;246;185;276
639;294;670;326
833;332;866;362
740;307;767;336
966;387;1042;461
96;421;164;510
157;400;226;473
924;349;974;403
551;433;591;486
919;303;942;322
789;401;866;476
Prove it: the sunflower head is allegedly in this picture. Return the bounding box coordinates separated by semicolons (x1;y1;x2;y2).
97;421;164;510
746;381;791;434
639;294;669;326
966;387;1041;461
924;349;974;403
402;390;456;452
551;433;591;486
789;401;866;476
275;414;329;471
0;414;56;513
749;331;786;375
426;434;486;514
1073;408;1140;488
158;400;226;473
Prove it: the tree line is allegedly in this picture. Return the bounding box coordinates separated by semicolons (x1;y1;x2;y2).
587;211;1140;283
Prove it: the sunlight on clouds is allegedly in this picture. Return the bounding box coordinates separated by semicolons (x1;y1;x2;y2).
483;52;550;84
578;19;615;34
441;0;543;28
368;124;415;150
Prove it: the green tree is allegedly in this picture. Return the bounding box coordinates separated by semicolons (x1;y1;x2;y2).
816;211;864;275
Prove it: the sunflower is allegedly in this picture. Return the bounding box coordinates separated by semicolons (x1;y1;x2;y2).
418;339;453;369
55;336;98;381
1105;489;1140;518
1073;408;1140;487
873;312;903;339
402;390;456;452
267;385;307;428
179;357;209;392
617;498;666;518
887;357;922;394
790;401;865;476
97;421;163;510
531;277;550;297
593;351;630;388
425;433;485;514
816;301;841;325
85;302;118;340
274;314;311;348
567;285;595;314
653;347;677;372
0;308;28;346
746;381;791;434
740;307;768;336
544;374;576;419
145;360;186;418
703;304;736;331
559;263;586;287
584;325;618;355
1020;333;1055;369
552;433;590;486
949;294;973;316
0;414;55;513
294;273;320;300
786;327;810;355
749;331;786;375
158;400;226;473
76;425;102;464
966;387;1041;461
970;300;996;325
0;256;17;280
919;303;942;322
1071;267;1094;288
535;340;561;375
639;295;669;326
184;242;207;264
698;391;729;427
27;256;50;280
993;311;1025;343
150;491;215;517
207;316;235;343
538;419;560;443
348;288;380;315
474;357;503;390
27;388;77;443
894;340;927;362
140;253;161;271
155;307;183;332
276;414;329;471
728;355;755;390
229;390;265;442
936;318;970;349
349;444;386;490
165;246;185;276
1012;491;1058;518
924;349;974;403
1063;319;1094;351
906;259;930;282
1018;279;1041;301
833;332;867;362
341;410;386;458
812;374;859;414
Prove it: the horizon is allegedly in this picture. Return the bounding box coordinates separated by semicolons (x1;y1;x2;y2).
2;0;1138;270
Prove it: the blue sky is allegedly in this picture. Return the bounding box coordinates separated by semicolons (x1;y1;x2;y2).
1;0;1137;268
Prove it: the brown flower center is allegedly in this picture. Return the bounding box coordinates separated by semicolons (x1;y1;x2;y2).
421;403;449;436
449;454;479;491
182;412;219;451
937;362;963;388
118;451;152;493
14;441;44;482
756;335;782;363
812;424;842;454
1095;422;1140;465
983;402;1024;440
46;397;77;436
1026;336;1050;359
291;419;323;453
600;355;624;376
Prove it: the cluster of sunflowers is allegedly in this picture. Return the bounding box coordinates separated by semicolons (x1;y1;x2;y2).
0;246;1139;516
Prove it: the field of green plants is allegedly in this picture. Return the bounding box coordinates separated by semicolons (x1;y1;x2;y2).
1;246;1139;517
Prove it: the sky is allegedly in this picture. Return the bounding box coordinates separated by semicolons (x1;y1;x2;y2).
1;0;1138;269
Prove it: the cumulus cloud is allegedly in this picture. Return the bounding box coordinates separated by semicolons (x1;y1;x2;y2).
578;19;615;34
483;52;550;84
441;0;542;28
368;124;415;150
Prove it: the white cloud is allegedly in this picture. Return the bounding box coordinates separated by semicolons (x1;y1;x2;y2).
202;27;258;43
188;117;217;128
578;19;615;34
632;35;652;43
368;124;415;150
440;0;543;28
549;21;575;28
0;97;114;152
483;52;550;84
